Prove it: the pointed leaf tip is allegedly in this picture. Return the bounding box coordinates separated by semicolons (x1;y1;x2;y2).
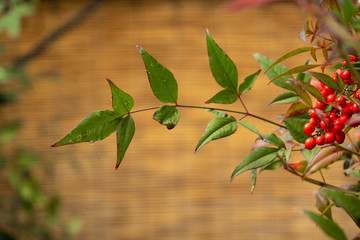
115;163;119;170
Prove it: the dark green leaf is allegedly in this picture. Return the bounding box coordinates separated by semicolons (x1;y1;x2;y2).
52;110;122;147
265;47;315;73
308;71;340;91
237;120;261;137
231;147;278;180
195;116;237;152
315;193;332;220
206;30;238;91
269;92;300;105
253;53;294;91
261;159;282;171
296;60;312;83
283;113;310;143
281;102;310;122
137;46;178;103
107;79;134;115
116;115;135;169
303;210;347;240
206;89;238;104
343;0;357;22
238;70;260;95
287;82;312;107
262;133;286;149
270;64;320;83
294;79;325;102
206;109;232;118
153;105;180;129
318;189;360;228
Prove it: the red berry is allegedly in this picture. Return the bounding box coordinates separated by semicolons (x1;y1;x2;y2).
305;137;316;150
340;70;351;80
303;123;315;135
323;86;335;95
336;96;347;108
308;117;318;125
327;94;336;103
352;103;359;113
315;100;327;110
339;114;349;125
330;113;338;121
354;91;360;99
335;131;345;144
332;124;343;134
316;136;326;146
325;132;335;144
309;109;319;119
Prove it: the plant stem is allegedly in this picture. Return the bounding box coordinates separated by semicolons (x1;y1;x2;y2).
335;143;360;157
286;168;360;196
129;104;287;129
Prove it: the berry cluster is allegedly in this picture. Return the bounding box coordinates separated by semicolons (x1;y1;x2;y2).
303;56;360;150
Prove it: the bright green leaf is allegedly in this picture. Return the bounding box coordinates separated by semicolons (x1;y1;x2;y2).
253;53;294;91
107;79;134;115
206;89;238;104
262;133;286;149
302;146;321;163
283;113;310;143
318;189;360;228
269;92;300;105
296;60;312;83
206;30;238;91
153;105;180;130
195;116;237;152
231;147;278;180
52;110;122;147
206;109;232;118
237;120;261;137
261;159;283;171
137;46;178;103
303;210;347;240
238;70;260;95
116;115;135;169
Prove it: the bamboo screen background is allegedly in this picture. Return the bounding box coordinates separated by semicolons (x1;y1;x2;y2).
1;0;358;239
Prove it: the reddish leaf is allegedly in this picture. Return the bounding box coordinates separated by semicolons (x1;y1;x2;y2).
281;102;310;122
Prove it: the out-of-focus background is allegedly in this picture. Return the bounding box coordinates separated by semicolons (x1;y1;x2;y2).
1;0;358;239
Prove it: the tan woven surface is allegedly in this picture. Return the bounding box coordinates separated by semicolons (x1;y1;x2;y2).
1;0;358;239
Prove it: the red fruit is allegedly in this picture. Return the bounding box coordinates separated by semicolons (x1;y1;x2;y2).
343;105;353;116
330;112;338;121
325;132;335;144
340;70;351;80
331;124;343;134
303;122;315;135
323;86;335;95
305;137;316;150
316;136;326;146
335;131;345;144
308;117;318;125
315;100;327;110
339;114;349;125
327;94;336;103
354;91;360;99
352;103;359;113
309;109;319;119
336;96;347;108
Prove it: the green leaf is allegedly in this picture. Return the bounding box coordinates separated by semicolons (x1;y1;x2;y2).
206;109;232;118
231;147;278;180
238;70;260;95
270;64;320;83
265;47;315;73
261;159;282;171
303;210;347;240
52;110;122;147
315;193;332;220
283;147;292;165
318;189;360;228
107;79;134;115
253;53;294;91
206;89;238;104
283;113;310;143
308;71;340;91
288;82;312;107
153;105;180;129
237;120;261;137
296;60;312;83
251;169;257;194
137;46;178;103
294;79;325;102
269;92;300;105
116;115;135;169
262;133;286;149
302;146;321;163
195;116;237;152
344;169;360;179
281;102;310;122
343;0;357;22
206;30;238;91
